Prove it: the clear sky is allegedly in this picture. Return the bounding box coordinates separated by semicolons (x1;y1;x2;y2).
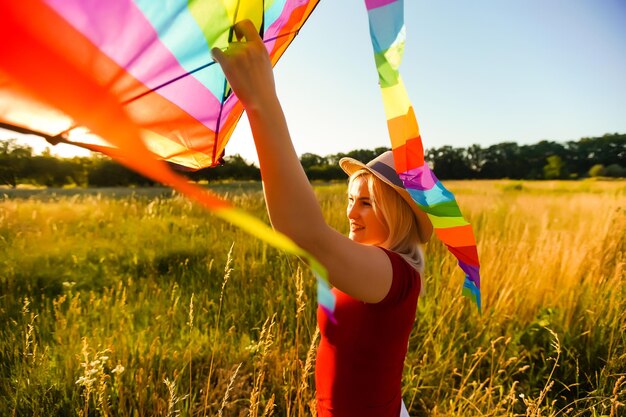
2;0;625;163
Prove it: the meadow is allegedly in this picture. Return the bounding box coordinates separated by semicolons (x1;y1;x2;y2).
0;180;624;416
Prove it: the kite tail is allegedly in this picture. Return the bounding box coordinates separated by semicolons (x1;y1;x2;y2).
364;0;481;311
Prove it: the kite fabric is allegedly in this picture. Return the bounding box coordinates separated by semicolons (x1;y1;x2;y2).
0;0;318;170
364;0;482;311
0;0;336;319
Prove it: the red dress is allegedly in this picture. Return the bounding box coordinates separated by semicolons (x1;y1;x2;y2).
316;248;421;417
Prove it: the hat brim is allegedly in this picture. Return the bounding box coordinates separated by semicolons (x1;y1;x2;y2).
339;157;433;243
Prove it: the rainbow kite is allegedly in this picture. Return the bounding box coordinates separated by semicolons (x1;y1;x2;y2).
0;0;335;318
365;0;481;310
0;0;319;170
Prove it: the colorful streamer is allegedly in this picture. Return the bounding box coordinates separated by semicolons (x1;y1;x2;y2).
0;0;336;319
364;0;482;310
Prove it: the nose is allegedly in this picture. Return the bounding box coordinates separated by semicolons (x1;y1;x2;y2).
347;201;358;219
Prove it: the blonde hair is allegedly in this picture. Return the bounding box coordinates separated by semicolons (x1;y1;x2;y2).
349;170;425;276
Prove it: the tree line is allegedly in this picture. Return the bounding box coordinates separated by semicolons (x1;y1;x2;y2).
0;133;623;188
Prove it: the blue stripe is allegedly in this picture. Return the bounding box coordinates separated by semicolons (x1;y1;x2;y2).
134;0;227;99
265;0;288;30
316;274;336;311
367;0;404;53
463;277;482;311
407;181;456;206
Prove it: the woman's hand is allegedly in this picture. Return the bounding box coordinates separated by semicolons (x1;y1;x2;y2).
211;20;277;111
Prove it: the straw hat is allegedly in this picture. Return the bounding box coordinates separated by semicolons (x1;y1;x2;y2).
339;151;433;243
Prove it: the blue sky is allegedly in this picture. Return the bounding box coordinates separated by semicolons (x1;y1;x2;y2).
3;0;625;163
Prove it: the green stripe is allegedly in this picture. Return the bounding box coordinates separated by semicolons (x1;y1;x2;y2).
417;200;463;217
375;51;400;88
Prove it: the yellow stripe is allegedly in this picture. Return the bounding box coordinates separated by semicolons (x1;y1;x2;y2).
188;0;263;47
381;79;411;120
216;207;331;291
216;207;304;254
230;0;264;29
427;214;470;229
187;0;230;47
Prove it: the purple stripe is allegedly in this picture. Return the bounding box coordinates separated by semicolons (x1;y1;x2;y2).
399;164;439;191
45;0;223;129
365;0;398;11
458;260;481;288
319;305;337;324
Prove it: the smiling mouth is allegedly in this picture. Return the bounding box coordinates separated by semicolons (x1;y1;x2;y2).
350;225;364;232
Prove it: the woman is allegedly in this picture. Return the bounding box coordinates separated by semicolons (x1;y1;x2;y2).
212;20;432;417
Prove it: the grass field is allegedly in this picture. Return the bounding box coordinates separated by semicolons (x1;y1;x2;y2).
0;180;624;416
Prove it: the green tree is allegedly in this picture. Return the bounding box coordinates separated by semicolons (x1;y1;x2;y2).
427;145;473;179
543;155;567;179
480;142;525;179
300;153;327;170
465;144;485;177
603;164;625;178
191;154;260;181
327;147;390;165
0;139;33;188
588;164;605;177
88;158;155;186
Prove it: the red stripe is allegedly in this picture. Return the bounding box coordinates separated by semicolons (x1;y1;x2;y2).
391;136;424;173
448;245;480;267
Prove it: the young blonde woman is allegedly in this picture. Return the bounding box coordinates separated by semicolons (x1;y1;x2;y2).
213;20;432;417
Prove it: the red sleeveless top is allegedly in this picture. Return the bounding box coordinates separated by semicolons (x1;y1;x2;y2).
316;248;421;417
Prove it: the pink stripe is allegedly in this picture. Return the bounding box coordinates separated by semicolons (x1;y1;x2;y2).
264;0;308;58
44;0;223;130
365;0;397;11
399;164;438;191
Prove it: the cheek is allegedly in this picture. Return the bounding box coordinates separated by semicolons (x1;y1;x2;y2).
370;212;389;237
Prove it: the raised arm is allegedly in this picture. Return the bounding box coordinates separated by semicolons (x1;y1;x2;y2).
212;20;392;303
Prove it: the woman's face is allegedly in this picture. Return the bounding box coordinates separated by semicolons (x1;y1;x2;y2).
347;176;389;246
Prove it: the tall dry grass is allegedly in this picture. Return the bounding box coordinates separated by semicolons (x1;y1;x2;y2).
0;180;624;416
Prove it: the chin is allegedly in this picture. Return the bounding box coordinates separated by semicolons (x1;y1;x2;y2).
348;234;357;242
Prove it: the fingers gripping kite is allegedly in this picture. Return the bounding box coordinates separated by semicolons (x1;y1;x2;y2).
0;0;480;317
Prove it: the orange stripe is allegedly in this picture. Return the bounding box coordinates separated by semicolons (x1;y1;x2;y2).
391;136;424;173
386;106;420;149
435;224;476;247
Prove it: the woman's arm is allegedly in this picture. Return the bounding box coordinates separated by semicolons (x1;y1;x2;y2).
212;20;392;303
